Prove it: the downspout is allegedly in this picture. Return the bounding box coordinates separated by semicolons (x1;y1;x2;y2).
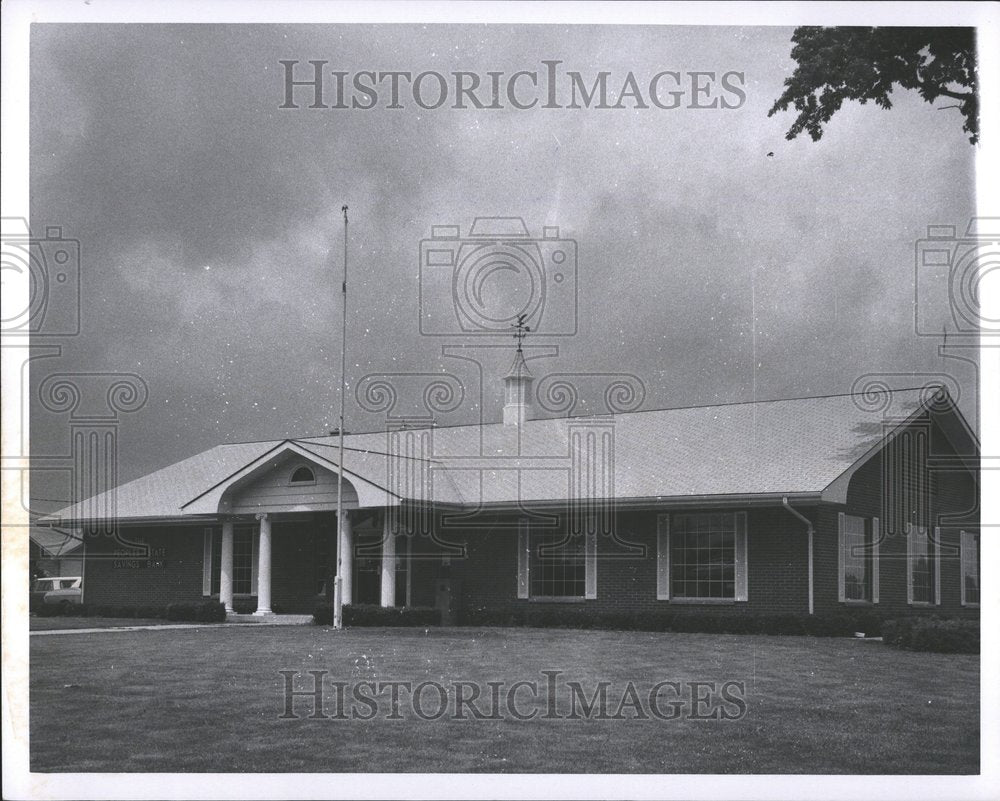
782;496;814;615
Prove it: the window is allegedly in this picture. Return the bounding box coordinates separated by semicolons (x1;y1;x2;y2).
290;466;316;484
657;512;748;602
530;529;586;598
208;527;256;596
517;519;597;600
838;514;879;603
961;530;980;607
908;525;937;605
884;427;932;538
232;530;253;594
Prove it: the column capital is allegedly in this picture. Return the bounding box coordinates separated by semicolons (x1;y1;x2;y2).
255;512;269;522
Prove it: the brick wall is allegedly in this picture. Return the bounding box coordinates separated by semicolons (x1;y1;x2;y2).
83;525;205;607
448;507;816;621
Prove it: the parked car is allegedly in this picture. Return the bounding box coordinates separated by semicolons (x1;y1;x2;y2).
32;576;83;607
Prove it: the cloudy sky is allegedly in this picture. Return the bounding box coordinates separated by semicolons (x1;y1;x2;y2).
28;23;977;507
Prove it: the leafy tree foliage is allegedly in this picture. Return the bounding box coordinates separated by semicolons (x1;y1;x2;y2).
769;27;978;143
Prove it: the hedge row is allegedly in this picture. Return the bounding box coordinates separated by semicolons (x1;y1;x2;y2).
882;617;979;653
34;601;227;623
458;606;893;636
313;604;441;627
460;608;979;651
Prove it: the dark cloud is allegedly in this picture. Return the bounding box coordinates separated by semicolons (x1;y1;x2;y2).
28;24;977;506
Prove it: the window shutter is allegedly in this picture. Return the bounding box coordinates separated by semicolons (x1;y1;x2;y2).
837;512;846;603
516;521;529;599
871;517;880;604
735;511;748;602
202;528;213;596
906;524;914;605
934;526;941;606
656;514;670;600
585;519;597;600
960;530;968;607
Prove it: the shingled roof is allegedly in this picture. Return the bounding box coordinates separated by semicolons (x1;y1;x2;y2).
41;387;974;524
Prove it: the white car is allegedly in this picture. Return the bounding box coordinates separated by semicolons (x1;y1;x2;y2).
34;576;83;606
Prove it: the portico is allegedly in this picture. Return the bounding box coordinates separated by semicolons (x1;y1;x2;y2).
212;506;403;616
184;439;407;617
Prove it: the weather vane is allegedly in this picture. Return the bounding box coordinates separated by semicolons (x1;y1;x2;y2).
511;314;530;352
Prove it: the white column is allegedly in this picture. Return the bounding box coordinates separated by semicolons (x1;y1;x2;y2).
340;510;354;606
220;520;234;614
380;510;397;608
254;513;272;615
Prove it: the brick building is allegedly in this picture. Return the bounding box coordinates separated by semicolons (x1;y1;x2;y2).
40;357;980;623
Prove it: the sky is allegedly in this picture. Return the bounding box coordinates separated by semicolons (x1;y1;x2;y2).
27;23;978;509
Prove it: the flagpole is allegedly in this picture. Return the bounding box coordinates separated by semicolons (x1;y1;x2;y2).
333;204;348;630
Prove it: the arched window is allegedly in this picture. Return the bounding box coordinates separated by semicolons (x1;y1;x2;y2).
290;466;316;484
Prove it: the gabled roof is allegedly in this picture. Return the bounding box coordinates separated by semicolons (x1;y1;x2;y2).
40;387;975;524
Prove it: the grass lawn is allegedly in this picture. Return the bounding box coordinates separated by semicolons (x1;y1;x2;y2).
30;627;978;773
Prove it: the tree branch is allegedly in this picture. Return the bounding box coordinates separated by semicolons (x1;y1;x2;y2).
914;76;974;102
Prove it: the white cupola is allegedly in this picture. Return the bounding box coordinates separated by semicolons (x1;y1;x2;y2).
503;317;533;426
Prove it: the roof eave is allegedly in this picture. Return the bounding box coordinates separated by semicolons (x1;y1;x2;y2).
443;491;825;512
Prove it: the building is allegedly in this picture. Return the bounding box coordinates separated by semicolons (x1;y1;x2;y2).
39;353;980;624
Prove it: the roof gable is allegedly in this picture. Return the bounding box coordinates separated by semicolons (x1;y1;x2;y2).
39;387;977;523
181;440;400;515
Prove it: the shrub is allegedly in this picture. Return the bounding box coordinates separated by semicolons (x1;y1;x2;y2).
165;603;198;621
88;604;130;618
592;612;641;632
313;604;441;627
460;607;527;627
883;617;979;654
802;612;852;637
36;603;64;617
164;602;227;623
881;617;912;647
34;602;226;623
195;601;227;622
753;613;800;635
457;607;894;638
849;609;883;638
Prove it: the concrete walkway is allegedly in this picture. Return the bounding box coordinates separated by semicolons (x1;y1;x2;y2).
31;614;313;636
